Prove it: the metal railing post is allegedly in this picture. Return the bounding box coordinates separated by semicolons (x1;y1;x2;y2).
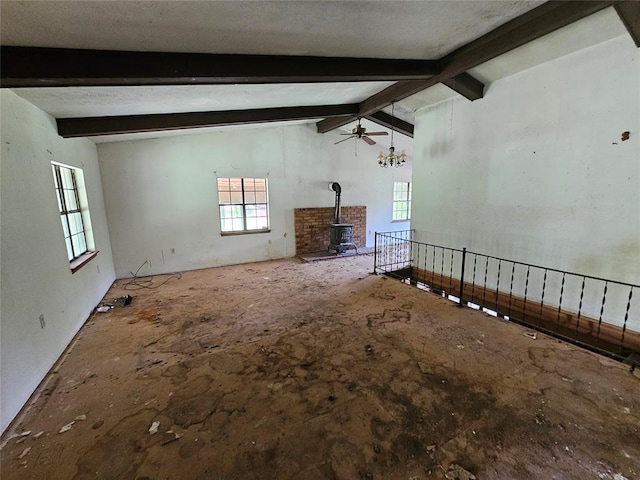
373;232;378;274
458;247;466;308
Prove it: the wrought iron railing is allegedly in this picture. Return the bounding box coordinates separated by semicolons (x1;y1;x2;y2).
373;231;639;367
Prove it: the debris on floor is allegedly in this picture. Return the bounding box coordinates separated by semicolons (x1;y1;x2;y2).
523;332;537;340
114;294;133;306
160;430;181;446
6;431;31;443
17;447;31;460
417;361;434;375
148;421;160;435
75;414;87;421
445;463;476;480
58;421;74;433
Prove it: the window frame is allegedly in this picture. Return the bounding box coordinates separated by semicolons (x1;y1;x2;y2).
52;163;97;272
392;181;412;222
217;177;270;235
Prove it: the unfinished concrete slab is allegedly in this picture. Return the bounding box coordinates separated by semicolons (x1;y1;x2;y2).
2;256;638;479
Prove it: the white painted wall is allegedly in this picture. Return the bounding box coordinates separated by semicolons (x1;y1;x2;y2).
0;90;116;432
411;35;639;327
98;124;412;278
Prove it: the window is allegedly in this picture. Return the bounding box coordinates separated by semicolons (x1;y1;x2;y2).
217;177;269;234
392;182;412;221
52;163;95;267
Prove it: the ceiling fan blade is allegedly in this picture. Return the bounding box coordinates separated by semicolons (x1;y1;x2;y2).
364;132;388;136
340;133;354;135
334;136;354;145
362;136;376;146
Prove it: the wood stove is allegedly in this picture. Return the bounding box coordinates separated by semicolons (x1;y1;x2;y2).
328;182;358;254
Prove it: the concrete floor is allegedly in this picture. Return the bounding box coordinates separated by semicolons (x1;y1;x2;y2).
2;255;639;480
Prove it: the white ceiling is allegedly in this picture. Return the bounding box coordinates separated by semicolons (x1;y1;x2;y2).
10;82;395;118
0;1;629;146
1;1;542;58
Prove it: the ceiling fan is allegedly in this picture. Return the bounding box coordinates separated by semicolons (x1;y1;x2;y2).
334;118;388;145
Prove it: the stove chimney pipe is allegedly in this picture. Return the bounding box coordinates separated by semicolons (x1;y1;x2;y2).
329;182;341;224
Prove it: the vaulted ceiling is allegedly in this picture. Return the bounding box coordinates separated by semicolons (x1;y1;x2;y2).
1;1;638;147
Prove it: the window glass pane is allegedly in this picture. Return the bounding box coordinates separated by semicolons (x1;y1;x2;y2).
246;205;257;217
77;232;87;254
231;205;243;218
69;212;83;235
217;178;230;192
256;216;268;229
60;167;74;189
231;218;243;231
244;191;256;204
230;191;243;203
229;178;242;191
243;178;255;191
256;191;267;203
254;179;266;191
220;205;244;220
65;238;73;260
61;216;70;237
52;166;59;188
220;206;233;220
71;234;81;258
56;190;63;212
246;218;258;230
64;189;78;210
218;191;232;204
70;233;87;257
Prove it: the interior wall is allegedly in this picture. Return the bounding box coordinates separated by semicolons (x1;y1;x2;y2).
98;124;411;278
0;90;116;433
411;35;639;325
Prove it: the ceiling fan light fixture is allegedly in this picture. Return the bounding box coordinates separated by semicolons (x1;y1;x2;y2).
377;102;406;168
378;146;407;168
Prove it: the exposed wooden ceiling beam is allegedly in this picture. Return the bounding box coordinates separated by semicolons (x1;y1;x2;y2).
441;73;485;101
0;47;441;87
317;1;616;133
615;1;640;47
364;111;414;138
56;104;359;138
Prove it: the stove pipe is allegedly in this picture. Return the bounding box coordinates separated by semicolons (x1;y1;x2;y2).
330;182;341;224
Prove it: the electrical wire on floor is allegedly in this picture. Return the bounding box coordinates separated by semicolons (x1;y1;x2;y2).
124;259;182;290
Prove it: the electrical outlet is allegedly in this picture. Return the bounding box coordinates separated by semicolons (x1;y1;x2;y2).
39;314;46;329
